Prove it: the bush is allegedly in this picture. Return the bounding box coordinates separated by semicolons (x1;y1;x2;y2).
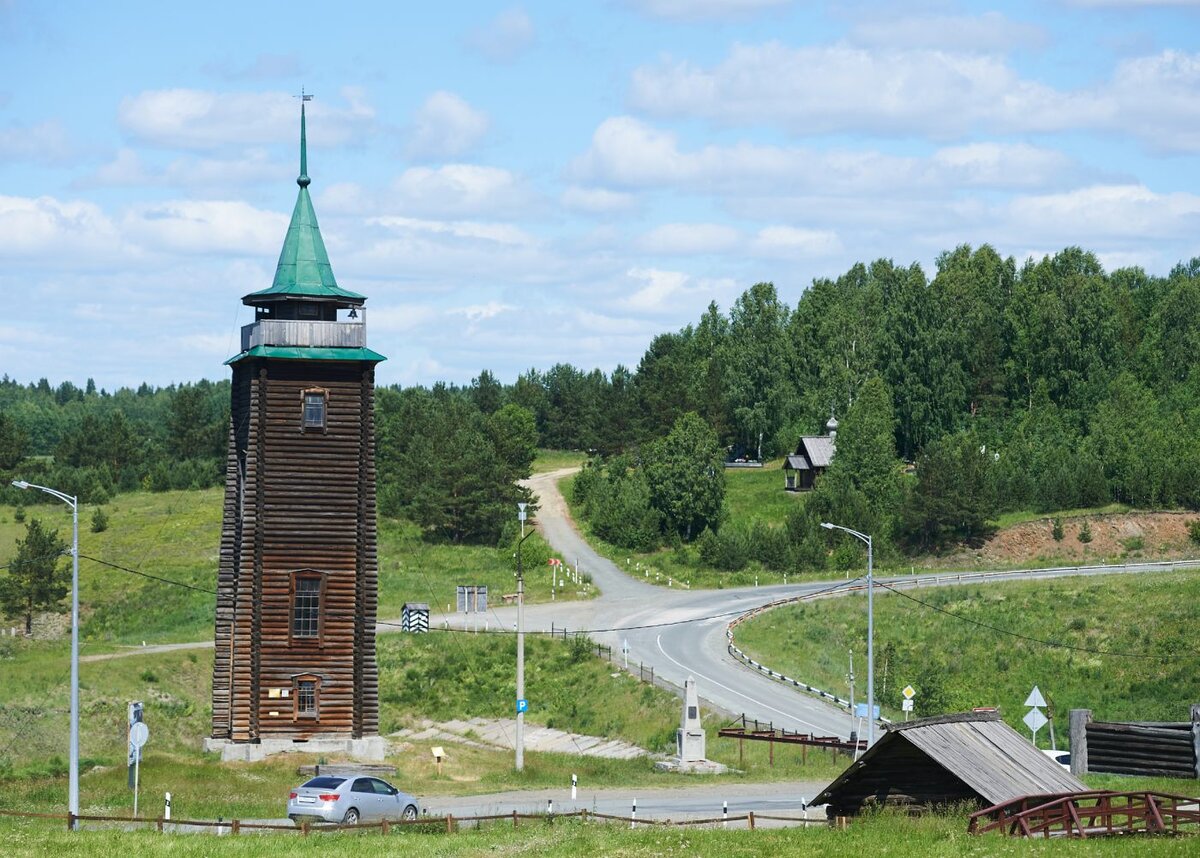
1122;536;1144;552
697;527;749;571
1078;520;1093;544
90;507;109;533
13;505;24;523
1051;517;1064;541
1189;520;1200;545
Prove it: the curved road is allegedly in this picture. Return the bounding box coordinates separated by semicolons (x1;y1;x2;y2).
446;468;1200;741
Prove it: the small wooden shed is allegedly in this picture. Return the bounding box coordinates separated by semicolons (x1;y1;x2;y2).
812;711;1087;817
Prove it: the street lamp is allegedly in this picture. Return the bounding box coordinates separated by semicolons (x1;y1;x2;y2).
821;521;875;748
11;480;80;828
515;503;533;771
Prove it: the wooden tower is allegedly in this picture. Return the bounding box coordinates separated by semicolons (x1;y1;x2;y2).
211;102;385;742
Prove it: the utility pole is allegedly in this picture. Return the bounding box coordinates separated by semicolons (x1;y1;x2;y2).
516;503;531;771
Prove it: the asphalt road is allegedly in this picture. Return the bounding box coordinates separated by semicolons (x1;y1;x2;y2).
433;467;1200;741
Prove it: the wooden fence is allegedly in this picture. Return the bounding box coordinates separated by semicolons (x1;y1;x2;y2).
1070;706;1200;780
0;806;826;835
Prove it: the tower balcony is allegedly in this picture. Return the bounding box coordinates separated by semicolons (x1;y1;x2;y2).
241;318;367;351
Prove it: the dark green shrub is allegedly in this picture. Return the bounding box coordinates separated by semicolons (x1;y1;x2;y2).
90;508;109;533
1078;520;1093;544
1052;517;1064;541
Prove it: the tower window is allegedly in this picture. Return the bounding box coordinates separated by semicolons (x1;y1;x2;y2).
293;675;321;720
302;390;327;430
291;573;324;642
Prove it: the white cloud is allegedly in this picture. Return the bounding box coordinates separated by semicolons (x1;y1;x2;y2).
450;301;515;322
573;116;1081;194
636;222;741;254
82;147;283;189
466;7;535;63
849;13;1046;52
561;185;638;214
620;266;737;313
121;200;287;256
370;216;537;247
406;91;490;161
118;87;376;150
392;165;537;218
629;42;1200;151
751;225;843;257
0;194;128;260
1106;50;1200;152
630;42;1081;137
1005;184;1200;240
0;120;71;164
363;304;438;334
626;0;790;21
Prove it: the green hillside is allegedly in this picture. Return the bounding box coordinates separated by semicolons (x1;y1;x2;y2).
734;571;1200;741
0;488;579;646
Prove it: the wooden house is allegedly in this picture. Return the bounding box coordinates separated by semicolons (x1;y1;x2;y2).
210;103;385;743
812;711;1086;817
783;414;837;491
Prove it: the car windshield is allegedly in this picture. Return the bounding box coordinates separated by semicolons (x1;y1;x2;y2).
301;776;346;789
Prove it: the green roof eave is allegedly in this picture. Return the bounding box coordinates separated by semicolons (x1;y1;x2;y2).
225;345;387;365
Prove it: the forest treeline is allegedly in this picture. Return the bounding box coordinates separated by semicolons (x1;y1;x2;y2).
4;245;1200;554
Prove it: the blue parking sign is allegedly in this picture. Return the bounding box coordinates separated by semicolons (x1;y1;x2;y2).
516;698;529;713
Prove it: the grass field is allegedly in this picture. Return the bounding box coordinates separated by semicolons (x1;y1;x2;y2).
0;629;847;817
0;489;584;646
532;449;587;473
733;571;1200;740
3;803;1197;857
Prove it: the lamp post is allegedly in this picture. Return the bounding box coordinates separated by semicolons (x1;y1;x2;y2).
821;521;874;747
12;480;79;828
515;503;532;771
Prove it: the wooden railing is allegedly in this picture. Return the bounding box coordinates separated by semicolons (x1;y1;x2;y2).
240;320;366;351
968;790;1200;838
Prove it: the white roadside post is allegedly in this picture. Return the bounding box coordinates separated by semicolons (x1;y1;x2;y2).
164;791;172;822
571;773;577;801
11;480;80;829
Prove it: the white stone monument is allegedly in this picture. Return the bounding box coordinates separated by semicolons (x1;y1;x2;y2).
677;675;706;763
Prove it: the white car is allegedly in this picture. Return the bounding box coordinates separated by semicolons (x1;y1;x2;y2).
1042;749;1071;770
288;774;419;825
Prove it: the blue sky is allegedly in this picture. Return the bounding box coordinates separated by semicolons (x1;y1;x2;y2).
3;0;1199;389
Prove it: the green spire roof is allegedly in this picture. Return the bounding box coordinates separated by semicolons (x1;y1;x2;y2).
244;102;364;304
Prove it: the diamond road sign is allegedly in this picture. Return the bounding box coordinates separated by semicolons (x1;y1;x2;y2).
902;685;916;700
1023;707;1048;733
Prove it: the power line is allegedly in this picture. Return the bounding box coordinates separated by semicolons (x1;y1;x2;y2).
877;580;1194;662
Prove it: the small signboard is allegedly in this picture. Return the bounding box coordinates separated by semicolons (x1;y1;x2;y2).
854;703;880;719
1024;686;1047;708
516;698;529;714
456;585;489;614
902;685;916;700
901;699;914;712
1023;707;1048;734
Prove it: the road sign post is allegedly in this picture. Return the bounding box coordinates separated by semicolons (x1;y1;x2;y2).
902;685;916;721
1024;686;1049;746
130;721;149;818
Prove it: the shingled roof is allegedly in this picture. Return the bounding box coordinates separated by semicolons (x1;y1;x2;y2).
813;711;1087;816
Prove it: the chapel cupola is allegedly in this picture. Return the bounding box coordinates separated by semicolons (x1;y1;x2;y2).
235;100;374;355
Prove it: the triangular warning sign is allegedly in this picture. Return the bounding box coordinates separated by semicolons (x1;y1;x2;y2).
1024;685;1047;708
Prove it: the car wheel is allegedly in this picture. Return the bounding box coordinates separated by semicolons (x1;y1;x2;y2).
402;804;418;821
342;807;360;825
